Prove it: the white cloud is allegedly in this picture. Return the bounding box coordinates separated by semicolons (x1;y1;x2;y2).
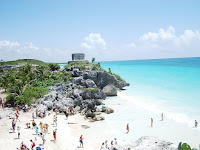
0;40;73;62
125;26;200;51
125;42;136;48
81;33;106;49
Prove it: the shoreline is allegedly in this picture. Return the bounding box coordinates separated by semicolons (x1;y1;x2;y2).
1;91;200;149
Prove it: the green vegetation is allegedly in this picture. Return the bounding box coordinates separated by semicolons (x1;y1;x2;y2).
48;63;60;71
92;58;95;63
65;61;103;71
0;61;72;105
0;59;48;67
178;142;197;150
83;87;99;93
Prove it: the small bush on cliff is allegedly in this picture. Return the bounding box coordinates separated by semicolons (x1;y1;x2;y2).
48;63;60;71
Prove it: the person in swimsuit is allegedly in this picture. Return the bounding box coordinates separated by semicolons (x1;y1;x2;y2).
126;123;129;134
80;135;84;148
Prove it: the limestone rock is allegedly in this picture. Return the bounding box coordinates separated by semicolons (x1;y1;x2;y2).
102;106;114;114
81;125;90;129
102;84;117;96
94;115;105;121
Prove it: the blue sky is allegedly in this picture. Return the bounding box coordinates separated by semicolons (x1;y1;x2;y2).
0;0;200;62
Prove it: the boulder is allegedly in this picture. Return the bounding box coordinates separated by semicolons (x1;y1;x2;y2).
102;106;114;114
74;106;81;112
81;125;90;129
102;84;117;96
71;68;81;77
94;115;105;121
82;71;130;89
84;79;97;88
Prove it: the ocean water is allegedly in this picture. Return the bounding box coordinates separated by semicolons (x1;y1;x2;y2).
99;57;200;127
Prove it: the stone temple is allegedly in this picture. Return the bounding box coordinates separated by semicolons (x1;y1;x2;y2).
72;53;85;61
68;53;87;63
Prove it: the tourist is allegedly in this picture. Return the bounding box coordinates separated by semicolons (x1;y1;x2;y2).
101;143;105;149
114;138;117;145
39;122;43;132
16;108;19;114
36;109;38;118
35;125;38;135
42;133;45;145
53;129;57;142
17;126;21;139
2;98;5;108
0;97;2;108
161;113;164;121
12;119;16;133
26;123;30;129
80;135;84;148
32;112;35;120
55;108;58;116
53;115;57;126
195;120;198;128
32;119;36;129
30;140;36;150
126;123;129;134
24;103;28;112
105;140;108;149
151;118;153;127
15;112;20;122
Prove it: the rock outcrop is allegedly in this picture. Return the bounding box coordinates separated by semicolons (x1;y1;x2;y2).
116;136;176;150
82;71;129;89
102;84;117;96
38;63;129;120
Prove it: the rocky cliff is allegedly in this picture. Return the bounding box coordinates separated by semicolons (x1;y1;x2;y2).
37;63;130;118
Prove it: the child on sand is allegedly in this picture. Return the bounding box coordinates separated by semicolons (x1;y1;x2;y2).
80;135;84;148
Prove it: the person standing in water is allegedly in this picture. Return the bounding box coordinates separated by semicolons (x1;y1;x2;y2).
126;123;129;134
195;120;198;128
151;118;153;127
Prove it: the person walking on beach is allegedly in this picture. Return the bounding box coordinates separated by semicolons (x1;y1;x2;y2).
151;118;153;127
17;126;21;139
80;135;84;148
53;115;57;126
195;120;198;128
0;97;2;108
12;119;16;133
36;109;38;118
161;113;164;121
30;140;35;150
126;123;130;134
53;129;57;142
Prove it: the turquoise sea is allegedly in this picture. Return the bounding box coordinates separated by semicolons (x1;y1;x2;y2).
100;57;200;125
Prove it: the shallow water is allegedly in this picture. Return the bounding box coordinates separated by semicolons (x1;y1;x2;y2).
99;57;200;127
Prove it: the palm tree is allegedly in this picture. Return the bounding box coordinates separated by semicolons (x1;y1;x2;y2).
92;58;95;63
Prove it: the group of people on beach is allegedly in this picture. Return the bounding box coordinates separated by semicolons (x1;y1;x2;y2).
100;138;117;150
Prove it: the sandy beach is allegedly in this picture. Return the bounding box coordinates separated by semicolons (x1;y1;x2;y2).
1;89;200;150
